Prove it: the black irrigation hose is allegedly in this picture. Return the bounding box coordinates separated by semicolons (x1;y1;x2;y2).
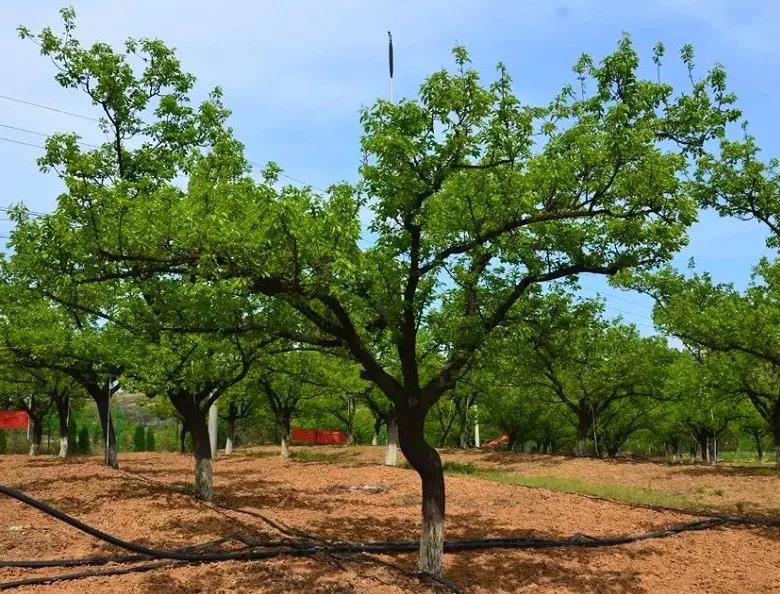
1;482;778;593
0;560;179;591
0;536;247;569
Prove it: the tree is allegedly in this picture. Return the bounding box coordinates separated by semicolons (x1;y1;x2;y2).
14;13;742;573
221;387;257;455
253;350;333;457
0;281;124;466
145;426;157;452
503;293;672;456
122;332;260;500
133;425;146;452
640;262;780;468
662;350;740;463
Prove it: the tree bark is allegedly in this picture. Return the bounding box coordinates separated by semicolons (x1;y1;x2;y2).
385;415;399;466
397;406;445;577
189;416;214;501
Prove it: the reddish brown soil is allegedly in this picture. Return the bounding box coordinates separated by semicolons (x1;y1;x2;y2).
1;449;778;593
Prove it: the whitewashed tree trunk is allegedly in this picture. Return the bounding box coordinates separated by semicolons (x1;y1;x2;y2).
28;442;38;456
194;456;213;501
473;404;480;448
225;435;234;455
280;434;290;458
58;436;68;458
208;402;218;459
372;433;379;446
419;511;444;575
385;417;399;466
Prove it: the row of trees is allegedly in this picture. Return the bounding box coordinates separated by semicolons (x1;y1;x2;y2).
2;9;779;576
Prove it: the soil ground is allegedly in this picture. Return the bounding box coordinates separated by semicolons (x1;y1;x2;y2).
1;447;779;593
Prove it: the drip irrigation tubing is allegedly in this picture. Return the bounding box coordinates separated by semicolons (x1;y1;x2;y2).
1;482;778;592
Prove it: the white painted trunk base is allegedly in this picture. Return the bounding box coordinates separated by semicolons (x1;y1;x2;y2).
385;419;399;466
418;516;444;575
58;437;68;458
225;436;234;456
280;436;290;458
194;457;213;501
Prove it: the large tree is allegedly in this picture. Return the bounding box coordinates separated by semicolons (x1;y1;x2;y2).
13;12;741;574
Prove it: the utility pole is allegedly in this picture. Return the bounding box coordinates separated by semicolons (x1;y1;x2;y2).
387;31;394;102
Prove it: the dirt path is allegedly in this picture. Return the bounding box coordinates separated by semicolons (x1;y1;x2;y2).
1;451;778;593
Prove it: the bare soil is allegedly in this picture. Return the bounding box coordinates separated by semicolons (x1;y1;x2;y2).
1;448;778;593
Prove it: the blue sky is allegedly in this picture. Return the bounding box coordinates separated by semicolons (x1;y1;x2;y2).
1;0;778;332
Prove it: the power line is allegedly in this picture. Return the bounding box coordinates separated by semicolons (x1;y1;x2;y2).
0;136;45;150
0;95;99;122
2;95;330;196
0;123;101;149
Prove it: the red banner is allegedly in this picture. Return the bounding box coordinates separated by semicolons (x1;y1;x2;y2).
291;427;347;445
0;411;29;430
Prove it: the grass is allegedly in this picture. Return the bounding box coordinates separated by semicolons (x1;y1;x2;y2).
289;449;348;463
442;464;697;510
286;446;741;514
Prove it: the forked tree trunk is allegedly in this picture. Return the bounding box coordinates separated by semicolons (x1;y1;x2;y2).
397;408;445;576
385;415;399;466
94;392;118;469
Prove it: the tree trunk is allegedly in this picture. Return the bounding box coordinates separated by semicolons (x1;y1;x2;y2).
385;415;399;466
28;416;43;456
773;420;780;471
189;417;214;501
372;432;379;446
397;408;445;577
94;392;118;469
179;421;188;454
58;437;68;458
575;408;590;457
280;422;291;458
225;416;236;456
458;425;469;449
208;402;219;459
55;393;70;458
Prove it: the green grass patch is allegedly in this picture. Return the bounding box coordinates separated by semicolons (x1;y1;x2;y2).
289;449;347;463
442;464;697;510
441;461;477;474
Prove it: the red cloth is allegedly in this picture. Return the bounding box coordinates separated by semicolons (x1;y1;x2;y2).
291;427;347;445
0;411;29;430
